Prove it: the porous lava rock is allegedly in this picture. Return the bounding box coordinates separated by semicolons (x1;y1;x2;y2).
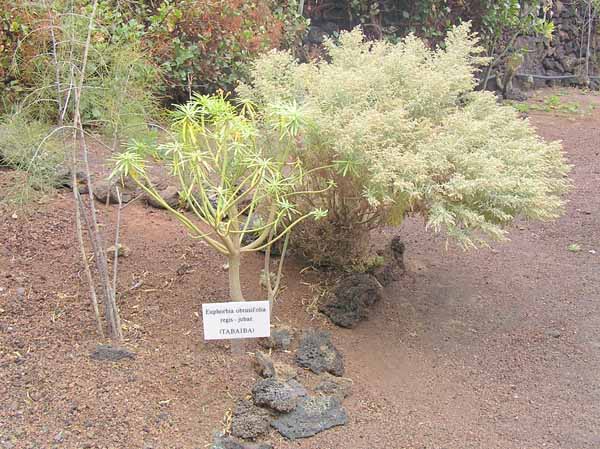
271;396;347;440
315;373;352;400
295;330;344;376
259;325;294;350
252;378;307;413
145;186;180;209
230;400;271;440
93;179;136;204
372;236;406;287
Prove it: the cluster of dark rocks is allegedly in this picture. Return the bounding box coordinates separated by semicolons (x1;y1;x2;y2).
91;179;181;209
57;169;182;209
211;327;351;448
319;273;383;329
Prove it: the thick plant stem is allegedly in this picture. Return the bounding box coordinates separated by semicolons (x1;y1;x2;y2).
264;243;273;311
228;251;244;302
228;250;245;356
108;187;123;340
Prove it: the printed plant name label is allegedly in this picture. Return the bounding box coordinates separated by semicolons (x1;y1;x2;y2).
202;301;270;340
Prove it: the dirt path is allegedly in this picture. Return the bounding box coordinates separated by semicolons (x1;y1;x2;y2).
274;90;600;449
1;89;599;449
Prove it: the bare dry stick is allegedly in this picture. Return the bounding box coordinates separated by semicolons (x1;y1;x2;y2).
76;191;114;333
70;0;123;342
585;0;593;82
264;232;290;317
44;0;64;124
109;187;123;338
62;4;103;338
73;185;104;337
79;130;122;341
78;187;122;341
75;131;122;341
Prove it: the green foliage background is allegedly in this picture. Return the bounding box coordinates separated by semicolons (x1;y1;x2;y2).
0;0;308;107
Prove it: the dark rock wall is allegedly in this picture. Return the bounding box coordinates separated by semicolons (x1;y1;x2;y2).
304;0;599;89
515;0;599;88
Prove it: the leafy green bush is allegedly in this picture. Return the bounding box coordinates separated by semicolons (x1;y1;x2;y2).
239;23;571;268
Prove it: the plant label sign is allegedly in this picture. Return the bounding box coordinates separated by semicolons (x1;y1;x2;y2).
202;301;270;340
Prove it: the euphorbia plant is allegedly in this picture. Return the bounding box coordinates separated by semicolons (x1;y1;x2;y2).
113;94;327;307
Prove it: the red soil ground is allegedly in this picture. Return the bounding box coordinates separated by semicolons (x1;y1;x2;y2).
1;89;599;449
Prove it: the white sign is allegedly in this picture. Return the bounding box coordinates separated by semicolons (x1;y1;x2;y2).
202;301;270;340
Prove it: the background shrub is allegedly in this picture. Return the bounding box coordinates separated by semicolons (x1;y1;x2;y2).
1;1;307;108
0;1;161;204
0;115;65;202
143;0;307;101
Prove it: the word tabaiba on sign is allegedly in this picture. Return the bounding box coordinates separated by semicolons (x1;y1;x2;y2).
202;301;270;340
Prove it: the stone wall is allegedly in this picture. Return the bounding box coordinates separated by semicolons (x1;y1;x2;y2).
514;0;600;89
303;0;600;90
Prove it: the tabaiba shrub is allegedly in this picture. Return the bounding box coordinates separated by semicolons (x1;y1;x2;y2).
113;94;328;305
239;23;571;268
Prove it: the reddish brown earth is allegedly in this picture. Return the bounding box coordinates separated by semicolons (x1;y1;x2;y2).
1;88;599;449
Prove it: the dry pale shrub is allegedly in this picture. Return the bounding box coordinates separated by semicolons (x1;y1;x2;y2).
239;23;570;268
